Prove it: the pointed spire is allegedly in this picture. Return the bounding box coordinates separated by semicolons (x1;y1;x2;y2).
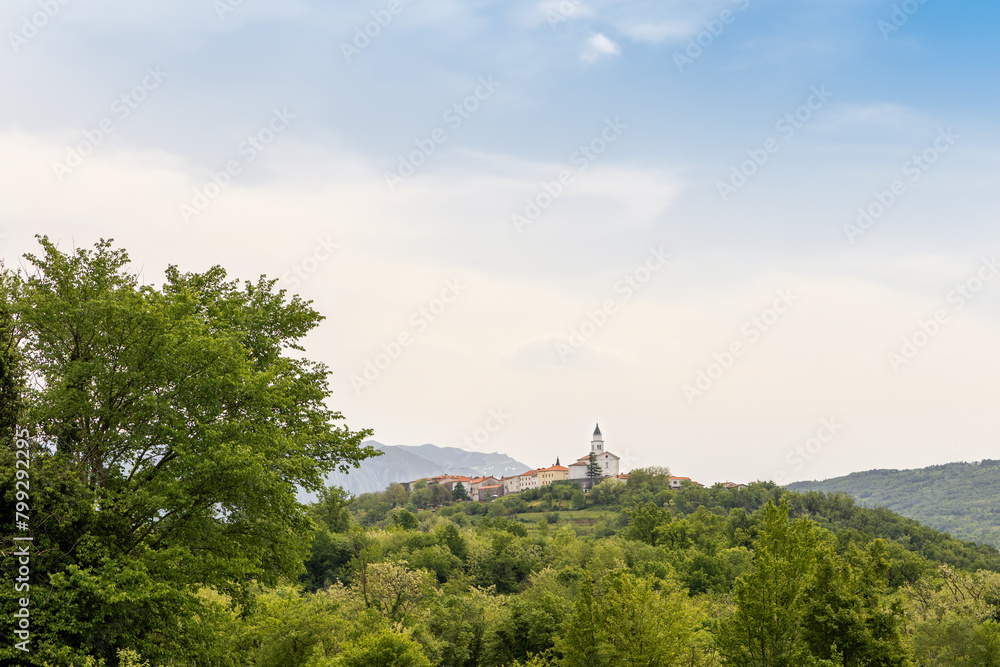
594;422;602;436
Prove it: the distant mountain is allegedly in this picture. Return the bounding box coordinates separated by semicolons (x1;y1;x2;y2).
313;441;531;497
787;460;1000;548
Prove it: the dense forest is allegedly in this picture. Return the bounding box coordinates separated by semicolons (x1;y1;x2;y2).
4;239;1000;666
789;461;1000;548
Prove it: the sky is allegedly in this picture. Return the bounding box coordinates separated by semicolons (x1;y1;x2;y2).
1;0;999;487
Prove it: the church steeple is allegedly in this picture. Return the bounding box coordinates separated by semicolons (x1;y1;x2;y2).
591;423;604;453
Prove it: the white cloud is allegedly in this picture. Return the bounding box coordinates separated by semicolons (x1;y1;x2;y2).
616;19;694;44
581;32;621;63
815;103;931;134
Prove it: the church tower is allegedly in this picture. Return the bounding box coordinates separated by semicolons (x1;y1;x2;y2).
591;423;603;453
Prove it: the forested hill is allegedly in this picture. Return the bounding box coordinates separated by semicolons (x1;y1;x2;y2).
788;459;1000;548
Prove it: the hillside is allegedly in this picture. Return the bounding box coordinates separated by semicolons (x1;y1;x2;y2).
787;460;1000;548
315;440;530;497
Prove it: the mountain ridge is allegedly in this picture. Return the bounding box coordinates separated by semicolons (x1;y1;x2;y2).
787;459;1000;548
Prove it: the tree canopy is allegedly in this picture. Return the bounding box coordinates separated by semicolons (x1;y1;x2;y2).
0;237;377;664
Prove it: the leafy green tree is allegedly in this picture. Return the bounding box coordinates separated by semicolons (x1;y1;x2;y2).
623;466;672;494
302;529;354;591
487;591;569;665
562;571;698;667
238;584;366;667
0;238;377;662
391;508;420;530
572;488;587;509
560;577;607;667
408;544;462;583
347;524;383;606
589;478;626;506
716;500;821;667
436;521;468;561
621;502;672;546
359;561;432;623
799;541;909;666
425;593;497;667
453;481;471;502
470;530;537;594
599;571;699;666
384;482;409;507
0;266;21;443
312;485;354;533
338;628;431;667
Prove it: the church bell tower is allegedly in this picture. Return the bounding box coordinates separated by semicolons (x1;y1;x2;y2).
591;423;603;453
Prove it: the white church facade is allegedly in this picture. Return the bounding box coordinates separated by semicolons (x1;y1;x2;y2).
567;424;620;479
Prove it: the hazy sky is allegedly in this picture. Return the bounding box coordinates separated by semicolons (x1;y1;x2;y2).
2;0;998;486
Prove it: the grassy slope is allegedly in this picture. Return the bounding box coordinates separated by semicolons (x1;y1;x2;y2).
788;460;1000;548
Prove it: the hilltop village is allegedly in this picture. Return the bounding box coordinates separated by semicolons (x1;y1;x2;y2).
402;424;743;502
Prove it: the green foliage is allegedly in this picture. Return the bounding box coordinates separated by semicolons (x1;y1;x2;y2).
586;452;602;480
789;461;1000;547
621;501;672;546
0;238;378;663
561;570;699;667
408;544;462;583
0;266;22;443
312;486;355;533
392;509;420;530
588;478;626;506
303;529;354;592
338;628;430;667
436;522;468;560
487;590;569;664
477;515;529;537
717;499;823;666
452;482;471;502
